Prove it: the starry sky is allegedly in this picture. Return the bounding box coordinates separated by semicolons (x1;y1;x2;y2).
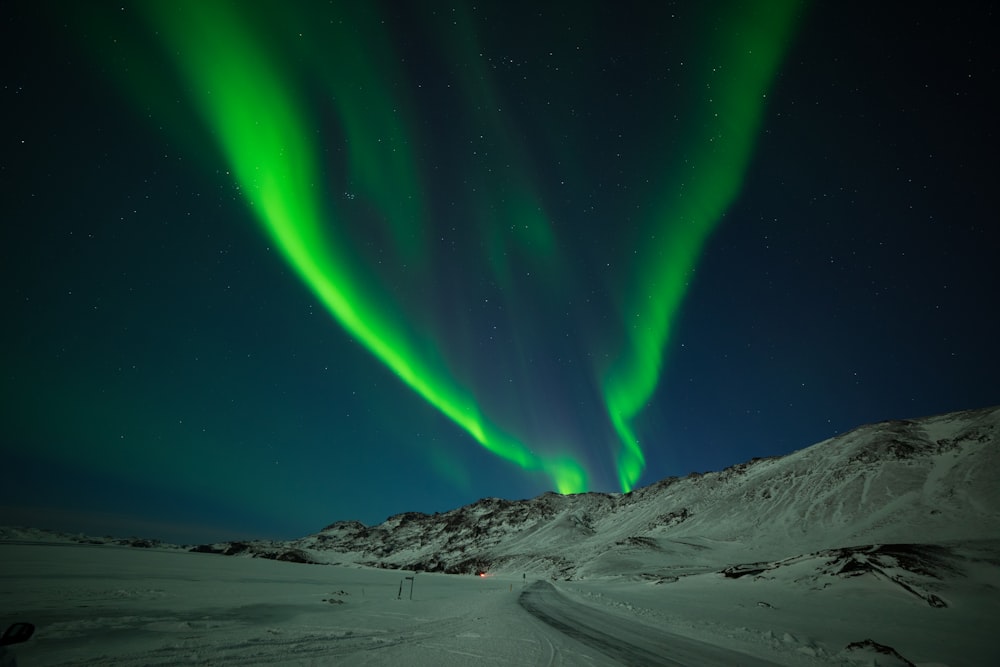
3;1;997;544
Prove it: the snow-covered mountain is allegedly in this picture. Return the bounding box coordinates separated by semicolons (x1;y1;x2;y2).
203;405;1000;580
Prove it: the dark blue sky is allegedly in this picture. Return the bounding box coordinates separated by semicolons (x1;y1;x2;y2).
2;1;997;543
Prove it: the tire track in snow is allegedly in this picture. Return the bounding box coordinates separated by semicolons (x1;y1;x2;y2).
518;580;779;667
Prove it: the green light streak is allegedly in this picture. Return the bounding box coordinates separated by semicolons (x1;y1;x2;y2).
604;0;804;491
141;0;586;494
429;3;563;292
300;3;428;265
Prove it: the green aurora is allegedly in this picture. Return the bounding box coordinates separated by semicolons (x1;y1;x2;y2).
118;0;803;495
599;2;803;490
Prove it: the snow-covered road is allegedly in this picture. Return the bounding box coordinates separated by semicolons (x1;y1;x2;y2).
519;580;778;667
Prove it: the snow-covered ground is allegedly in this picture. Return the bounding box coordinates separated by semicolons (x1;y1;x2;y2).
3;408;998;665
2;539;997;666
0;542;580;666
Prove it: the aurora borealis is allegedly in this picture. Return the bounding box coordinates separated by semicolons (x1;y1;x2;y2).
3;1;998;542
139;0;592;492
135;0;800;496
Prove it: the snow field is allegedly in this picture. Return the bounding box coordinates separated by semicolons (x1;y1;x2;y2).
1;544;616;666
3;538;999;665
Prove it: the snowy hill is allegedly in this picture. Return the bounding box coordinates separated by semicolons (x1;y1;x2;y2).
200;405;1000;579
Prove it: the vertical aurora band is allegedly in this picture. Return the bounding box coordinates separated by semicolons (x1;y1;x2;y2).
604;1;804;491
141;0;587;494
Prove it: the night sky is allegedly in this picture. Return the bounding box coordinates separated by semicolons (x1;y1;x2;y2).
3;1;997;544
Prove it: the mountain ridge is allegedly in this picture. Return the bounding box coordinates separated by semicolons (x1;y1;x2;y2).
197;405;999;577
5;405;997;580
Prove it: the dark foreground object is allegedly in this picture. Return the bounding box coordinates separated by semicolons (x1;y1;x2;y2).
0;624;33;647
